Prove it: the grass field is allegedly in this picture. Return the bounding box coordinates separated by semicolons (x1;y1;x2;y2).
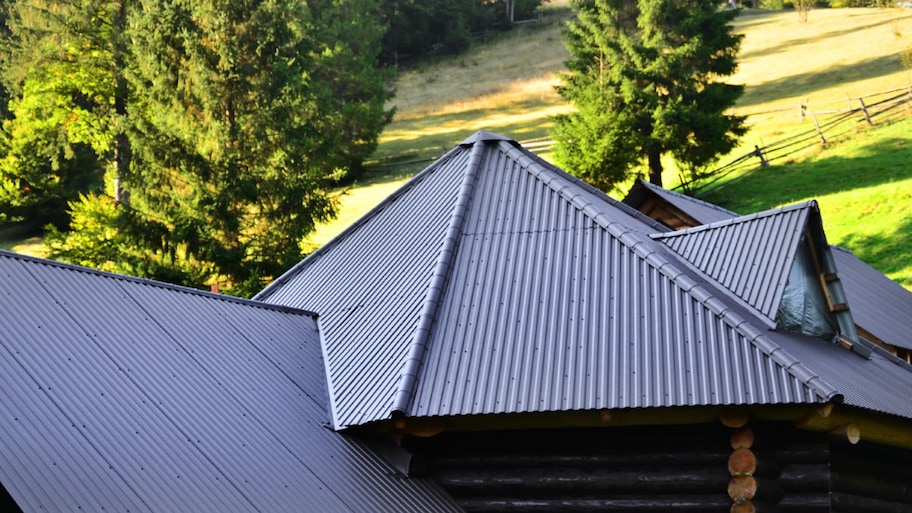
311;6;912;289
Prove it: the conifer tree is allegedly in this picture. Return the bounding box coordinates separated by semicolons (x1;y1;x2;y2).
551;0;746;190
109;0;389;295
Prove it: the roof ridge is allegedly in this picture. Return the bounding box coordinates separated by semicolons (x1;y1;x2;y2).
255;144;469;301
468;174;838;403
619;230;842;404
0;250;316;317
641;179;739;216
653;200;819;239
392;135;489;416
488;159;839;403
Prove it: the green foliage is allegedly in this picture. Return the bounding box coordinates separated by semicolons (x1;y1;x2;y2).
310;0;395;183
0;0;119;227
551;0;746;190
378;0;547;66
119;0;368;295
5;0;392;295
45;193;203;285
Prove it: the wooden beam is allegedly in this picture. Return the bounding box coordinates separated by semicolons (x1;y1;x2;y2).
796;405;912;450
829;423;861;445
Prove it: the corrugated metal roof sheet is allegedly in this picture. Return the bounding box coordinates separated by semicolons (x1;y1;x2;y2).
832;246;912;350
0;251;461;513
623;179;739;226
260;131;903;428
770;330;912;418
653;203;813;324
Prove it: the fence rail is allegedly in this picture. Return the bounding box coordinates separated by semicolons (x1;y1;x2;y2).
367;85;912;189
680;85;912;194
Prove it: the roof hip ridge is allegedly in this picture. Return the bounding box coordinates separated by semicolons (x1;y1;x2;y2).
642;236;841;403
536;196;841;404
391;137;488;416
654;200;819;238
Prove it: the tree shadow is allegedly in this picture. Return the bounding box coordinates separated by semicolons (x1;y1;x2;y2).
739;15;902;62
699;134;912;212
739;54;905;108
840;213;912;284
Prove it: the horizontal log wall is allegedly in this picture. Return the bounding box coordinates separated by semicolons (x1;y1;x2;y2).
406;424;734;513
831;440;912;513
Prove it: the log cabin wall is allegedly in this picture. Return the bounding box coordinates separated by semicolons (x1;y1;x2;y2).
403;422;842;513
830;440;912;513
406;424;734;513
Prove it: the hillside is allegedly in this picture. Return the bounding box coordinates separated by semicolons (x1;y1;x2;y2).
307;6;912;290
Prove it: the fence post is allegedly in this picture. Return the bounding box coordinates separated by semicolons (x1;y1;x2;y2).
812;114;826;144
858;97;874;126
753;145;769;168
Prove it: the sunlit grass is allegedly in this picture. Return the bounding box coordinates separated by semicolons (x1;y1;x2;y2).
701;116;912;289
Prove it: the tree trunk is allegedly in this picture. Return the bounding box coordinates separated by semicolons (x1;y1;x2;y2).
647;150;663;187
113;1;131;204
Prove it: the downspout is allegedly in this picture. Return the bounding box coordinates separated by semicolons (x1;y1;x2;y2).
391;138;487;416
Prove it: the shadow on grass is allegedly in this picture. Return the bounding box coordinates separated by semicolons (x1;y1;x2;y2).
739;16;902;63
699;135;912;213
740;53;904;108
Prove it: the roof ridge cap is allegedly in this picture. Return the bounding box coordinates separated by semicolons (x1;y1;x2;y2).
391;137;488;416
514;150;671;234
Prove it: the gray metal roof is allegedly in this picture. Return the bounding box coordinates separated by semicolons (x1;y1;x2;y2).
622;179;739;227
0;251;461;513
652;202;814;325
255;131;912;428
831;246;912;350
624;183;912;353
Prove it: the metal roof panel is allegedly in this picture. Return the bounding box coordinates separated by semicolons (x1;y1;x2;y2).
0;252;461;512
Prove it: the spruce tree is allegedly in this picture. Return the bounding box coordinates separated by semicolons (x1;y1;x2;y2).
114;0;389;295
551;0;746;190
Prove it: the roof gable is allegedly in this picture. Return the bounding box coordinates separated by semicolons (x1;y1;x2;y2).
652;202;813;324
0;251;459;512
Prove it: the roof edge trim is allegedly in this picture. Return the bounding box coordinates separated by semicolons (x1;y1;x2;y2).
0;250;317;318
391;136;489;416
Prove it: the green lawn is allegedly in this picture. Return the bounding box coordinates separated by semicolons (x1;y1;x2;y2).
701;116;912;289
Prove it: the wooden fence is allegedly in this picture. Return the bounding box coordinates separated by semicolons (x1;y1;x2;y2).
366;85;912;189
678;85;912;194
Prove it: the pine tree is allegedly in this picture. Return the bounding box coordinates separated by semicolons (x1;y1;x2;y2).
551;0;746;190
